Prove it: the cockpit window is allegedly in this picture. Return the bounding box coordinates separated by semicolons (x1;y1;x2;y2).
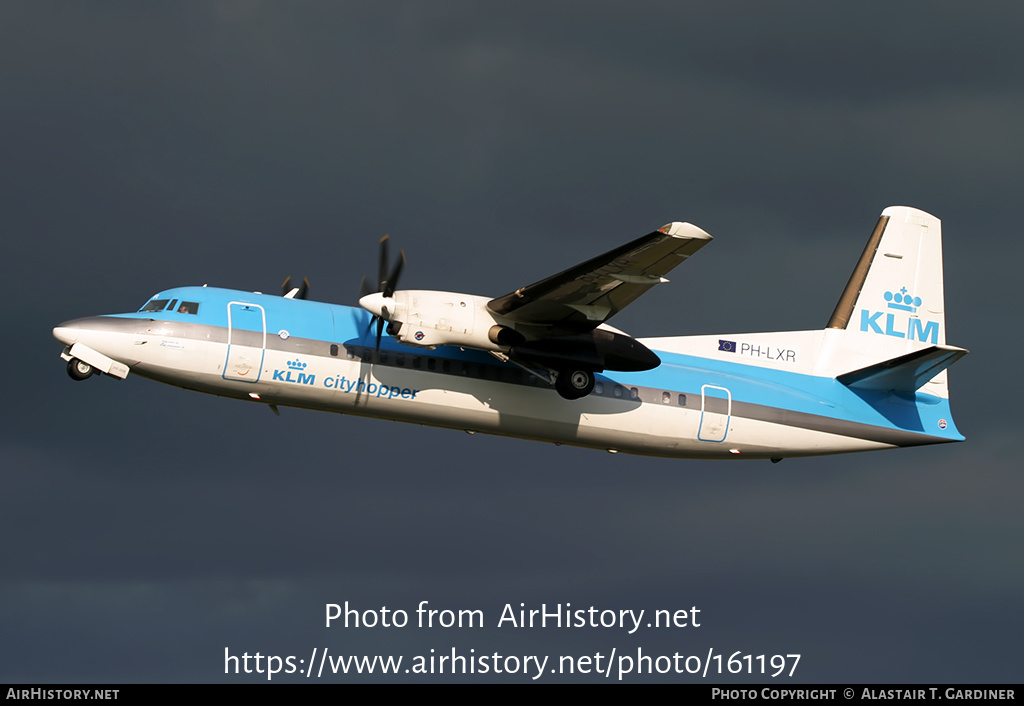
140;299;169;313
177;301;200;315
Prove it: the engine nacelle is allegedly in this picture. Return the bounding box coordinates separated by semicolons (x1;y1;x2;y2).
388;290;515;351
374;290;656;372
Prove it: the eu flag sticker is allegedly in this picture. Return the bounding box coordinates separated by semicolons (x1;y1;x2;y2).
719;340;736;353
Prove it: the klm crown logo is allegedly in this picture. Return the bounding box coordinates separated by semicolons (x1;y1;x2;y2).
274;358;315;385
859;286;939;344
885;287;922;313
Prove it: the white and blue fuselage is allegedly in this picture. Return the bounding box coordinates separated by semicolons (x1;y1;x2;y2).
52;281;963;461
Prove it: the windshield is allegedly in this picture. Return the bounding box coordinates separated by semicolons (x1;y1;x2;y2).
138;298;201;315
139;298;169;313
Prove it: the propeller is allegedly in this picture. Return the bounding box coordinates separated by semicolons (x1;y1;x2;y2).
281;276;310;300
358;234;405;354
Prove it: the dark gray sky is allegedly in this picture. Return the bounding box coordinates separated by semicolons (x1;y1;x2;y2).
2;1;1021;683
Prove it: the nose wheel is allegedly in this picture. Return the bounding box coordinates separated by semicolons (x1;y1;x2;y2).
67;358;95;381
555;368;595;400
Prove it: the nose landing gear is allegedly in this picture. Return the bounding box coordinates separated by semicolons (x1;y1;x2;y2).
66;358;95;381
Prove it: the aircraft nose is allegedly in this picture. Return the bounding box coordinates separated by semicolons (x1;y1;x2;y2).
53;319;85;346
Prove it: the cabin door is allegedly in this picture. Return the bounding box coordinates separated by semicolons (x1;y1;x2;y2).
224;302;267;382
698;384;731;442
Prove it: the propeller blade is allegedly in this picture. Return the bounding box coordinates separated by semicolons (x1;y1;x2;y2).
359;276;373;300
383;250;405;298
358;234;406;352
378;234;390;292
281;276;310;299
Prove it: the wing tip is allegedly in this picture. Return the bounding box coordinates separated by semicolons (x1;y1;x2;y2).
659;222;713;240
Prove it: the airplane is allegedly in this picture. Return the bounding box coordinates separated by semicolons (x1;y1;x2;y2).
52;206;967;461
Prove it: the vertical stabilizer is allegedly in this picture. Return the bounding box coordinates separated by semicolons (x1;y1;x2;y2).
818;206;958;398
827;206;946;347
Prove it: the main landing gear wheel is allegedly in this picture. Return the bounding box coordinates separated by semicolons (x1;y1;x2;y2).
67;358;95;381
555;368;595;400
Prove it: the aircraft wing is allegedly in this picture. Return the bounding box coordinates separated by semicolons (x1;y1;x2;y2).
487;222;712;335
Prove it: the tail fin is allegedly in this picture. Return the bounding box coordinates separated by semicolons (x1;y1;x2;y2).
827;206;947;345
818;206;966;399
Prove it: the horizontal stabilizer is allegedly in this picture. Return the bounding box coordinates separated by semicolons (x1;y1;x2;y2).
837;345;968;392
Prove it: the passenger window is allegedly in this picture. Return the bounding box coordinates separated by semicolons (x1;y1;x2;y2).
614;385;624;398
595;382;604;395
427;358;436;371
630;387;639;400
678;394;687;406
662;391;671;404
396;354;405;367
330;344;339;357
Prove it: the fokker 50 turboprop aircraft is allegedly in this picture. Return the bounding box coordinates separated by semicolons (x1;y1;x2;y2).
53;206;966;461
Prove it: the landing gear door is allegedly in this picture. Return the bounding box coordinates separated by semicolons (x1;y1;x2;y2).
224;302;266;382
698;384;731;442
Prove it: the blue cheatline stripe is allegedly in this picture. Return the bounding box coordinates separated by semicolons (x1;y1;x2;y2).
109;285;962;441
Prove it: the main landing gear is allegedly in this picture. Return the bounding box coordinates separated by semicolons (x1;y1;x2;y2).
555;368;595;400
66;358;95;381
